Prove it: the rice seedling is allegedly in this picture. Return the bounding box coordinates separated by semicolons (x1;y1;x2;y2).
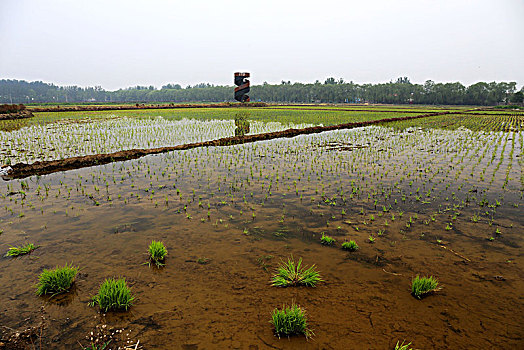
197;257;210;264
89;278;135;312
36;263;79;296
271;256;322;287
341;240;359;251
411;275;440;299
320;232;335;245
270;302;312;339
147;240;167;267
395;340;413;350
5;242;37;257
368;235;375;243
80;341;111;350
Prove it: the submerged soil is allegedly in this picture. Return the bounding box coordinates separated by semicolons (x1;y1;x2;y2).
0;127;522;349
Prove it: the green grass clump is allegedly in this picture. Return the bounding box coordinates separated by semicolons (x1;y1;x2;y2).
89;278;135;312
271;256;322;287
6;243;37;257
270;303;312;339
148;240;167;267
411;275;440;299
341;240;359;251
320;232;335;245
395;340;413;350
36;263;79;296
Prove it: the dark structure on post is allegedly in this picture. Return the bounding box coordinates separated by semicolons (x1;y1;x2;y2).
234;72;250;102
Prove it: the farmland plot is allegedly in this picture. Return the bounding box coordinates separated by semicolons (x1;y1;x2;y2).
0;115;522;349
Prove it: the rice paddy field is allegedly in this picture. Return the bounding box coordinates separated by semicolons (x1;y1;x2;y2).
0;105;523;349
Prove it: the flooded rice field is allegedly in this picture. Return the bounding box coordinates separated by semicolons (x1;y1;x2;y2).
1;115;523;349
0;116;313;164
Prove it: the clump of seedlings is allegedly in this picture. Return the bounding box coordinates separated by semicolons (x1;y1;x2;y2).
411;275;440;299
271;256;322;287
270;302;312;339
341;240;359;251
89;278;135;312
36;263;79;296
6;243;38;257
147;240;167;267
320;232;335;245
395;340;413;350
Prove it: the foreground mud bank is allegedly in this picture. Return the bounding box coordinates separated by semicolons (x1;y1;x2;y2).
3;111;455;180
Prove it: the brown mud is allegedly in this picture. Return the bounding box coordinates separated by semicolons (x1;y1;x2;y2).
0;110;34;121
0;104;34;121
0;128;522;349
5;111;457;179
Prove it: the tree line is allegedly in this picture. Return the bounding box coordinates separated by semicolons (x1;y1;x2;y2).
0;78;522;106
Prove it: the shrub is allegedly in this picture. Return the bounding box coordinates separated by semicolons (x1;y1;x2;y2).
341;240;359;251
320;232;335;245
90;278;135;311
36;263;79;296
270;303;312;339
6;243;37;257
411;275;440;299
148;240;167;267
271;256;322;287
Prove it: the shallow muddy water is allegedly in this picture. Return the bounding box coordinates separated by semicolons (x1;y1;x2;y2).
0;126;523;349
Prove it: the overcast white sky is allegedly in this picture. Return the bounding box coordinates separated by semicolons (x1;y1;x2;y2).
1;0;523;90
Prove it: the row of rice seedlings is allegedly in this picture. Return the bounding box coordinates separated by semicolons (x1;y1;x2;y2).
0;116;314;164
386;113;524;132
3;126;520;249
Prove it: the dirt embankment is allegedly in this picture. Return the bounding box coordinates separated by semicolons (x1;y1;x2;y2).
3;111;455;180
29;102;267;113
0;104;34;120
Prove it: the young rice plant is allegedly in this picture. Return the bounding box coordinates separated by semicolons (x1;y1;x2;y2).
271;256;322;287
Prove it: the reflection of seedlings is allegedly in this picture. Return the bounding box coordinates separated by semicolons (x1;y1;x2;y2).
341;240;359;251
273;228;288;238
271;256;321;287
90;278;135;312
6;242;38;257
271;302;312;339
36;263;79;296
320;232;335;245
411;275;440;299
257;255;273;271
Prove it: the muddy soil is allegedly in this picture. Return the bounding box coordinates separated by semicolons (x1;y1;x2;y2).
0;110;34;121
0;127;522;349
